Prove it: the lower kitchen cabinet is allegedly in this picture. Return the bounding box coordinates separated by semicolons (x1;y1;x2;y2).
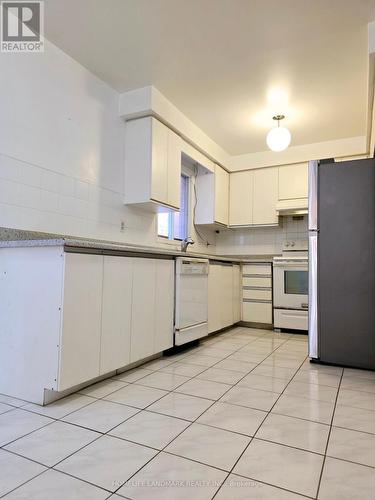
130;258;157;363
242;262;273;326
131;258;175;363
221;264;235;327
0;246;175;405
59;253;103;392
242;301;273;324
208;263;222;334
154;259;175;352
232;264;241;323
208;261;241;333
100;256;133;375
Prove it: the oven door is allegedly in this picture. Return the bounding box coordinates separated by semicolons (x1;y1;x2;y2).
273;260;308;310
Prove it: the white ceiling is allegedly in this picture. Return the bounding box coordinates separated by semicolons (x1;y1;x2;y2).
44;0;375;155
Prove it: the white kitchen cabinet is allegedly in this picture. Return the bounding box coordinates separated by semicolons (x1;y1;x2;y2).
58;253;103;392
243;276;272;287
150;117;169;205
100;256;133;375
229;167;278;227
124;117;181;210
130;258;157;363
221;264;234;327
195;164;229;226
130;258;174;363
154;259;175;352
242;261;273;326
214;165;229;225
278;163;308;200
0;246;175;405
242;302;273;324
167;132;182;209
232;264;241;323
208;261;241;333
208;263;222;333
243;264;271;275
229;171;253;226
252;167;279;225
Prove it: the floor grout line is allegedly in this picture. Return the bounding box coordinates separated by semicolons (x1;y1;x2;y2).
211;342;310;499
315;367;344;499
5;329;375;499
109;328;295;497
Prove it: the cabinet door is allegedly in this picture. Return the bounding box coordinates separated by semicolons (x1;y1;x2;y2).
229;171;253;226
278;163;308;200
130;258;156;363
100;256;133;375
151;118;169;205
221;265;234;327
208;264;222;333
214;165;229;225
242;302;272;324
124;117;152;205
232;265;241;323
154;260;174;352
59;253;103;391
253;167;278;225
167;131;181;209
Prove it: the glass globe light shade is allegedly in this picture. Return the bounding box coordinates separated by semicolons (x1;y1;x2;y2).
266;126;291;151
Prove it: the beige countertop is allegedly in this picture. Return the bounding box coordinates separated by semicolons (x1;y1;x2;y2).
0;228;277;263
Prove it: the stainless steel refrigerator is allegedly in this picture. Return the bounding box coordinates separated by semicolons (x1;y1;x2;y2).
308;158;375;369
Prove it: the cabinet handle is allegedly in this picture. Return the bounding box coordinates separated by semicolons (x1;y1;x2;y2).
301;303;308;309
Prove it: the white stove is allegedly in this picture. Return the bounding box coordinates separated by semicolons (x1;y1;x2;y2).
273;240;308;331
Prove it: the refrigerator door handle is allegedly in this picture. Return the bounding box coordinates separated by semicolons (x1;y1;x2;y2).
308;232;318;359
308;160;318;231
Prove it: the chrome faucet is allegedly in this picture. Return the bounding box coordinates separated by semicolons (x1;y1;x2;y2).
181;237;195;252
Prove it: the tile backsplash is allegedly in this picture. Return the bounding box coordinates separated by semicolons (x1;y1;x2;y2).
215;216;308;256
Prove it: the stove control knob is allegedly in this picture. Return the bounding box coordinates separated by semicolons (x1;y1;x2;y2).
291;241;295;247
285;242;289;247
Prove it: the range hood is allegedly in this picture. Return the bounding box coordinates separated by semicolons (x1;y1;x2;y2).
276;198;308;216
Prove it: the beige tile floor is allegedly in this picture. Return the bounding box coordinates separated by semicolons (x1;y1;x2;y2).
1;327;375;499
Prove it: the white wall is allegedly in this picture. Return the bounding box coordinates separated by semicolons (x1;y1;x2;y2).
0;39;214;253
215;216;308;256
0;39;305;257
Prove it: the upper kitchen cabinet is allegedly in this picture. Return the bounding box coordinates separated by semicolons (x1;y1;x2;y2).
253;167;278;225
229;170;253;226
277;163;308;214
214;165;229;225
195;164;229;226
124;117;182;211
229;167;278;227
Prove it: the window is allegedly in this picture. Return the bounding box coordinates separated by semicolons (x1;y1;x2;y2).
158;174;189;241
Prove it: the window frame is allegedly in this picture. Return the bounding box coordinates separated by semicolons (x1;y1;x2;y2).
157;171;190;243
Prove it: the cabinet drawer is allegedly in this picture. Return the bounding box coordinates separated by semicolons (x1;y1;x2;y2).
242;301;272;324
243;264;271;276
274;309;308;330
243;288;272;300
243;276;272;287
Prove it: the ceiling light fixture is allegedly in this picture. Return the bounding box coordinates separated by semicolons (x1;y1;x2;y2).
266;115;291;152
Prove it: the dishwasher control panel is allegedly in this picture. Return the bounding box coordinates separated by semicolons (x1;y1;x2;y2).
177;258;209;275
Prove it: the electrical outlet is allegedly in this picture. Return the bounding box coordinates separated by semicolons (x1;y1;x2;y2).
120;221;125;232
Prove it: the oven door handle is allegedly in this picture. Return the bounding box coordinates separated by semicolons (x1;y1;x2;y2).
273;261;308;268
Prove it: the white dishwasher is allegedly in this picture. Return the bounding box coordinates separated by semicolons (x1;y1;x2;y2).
175;257;209;346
